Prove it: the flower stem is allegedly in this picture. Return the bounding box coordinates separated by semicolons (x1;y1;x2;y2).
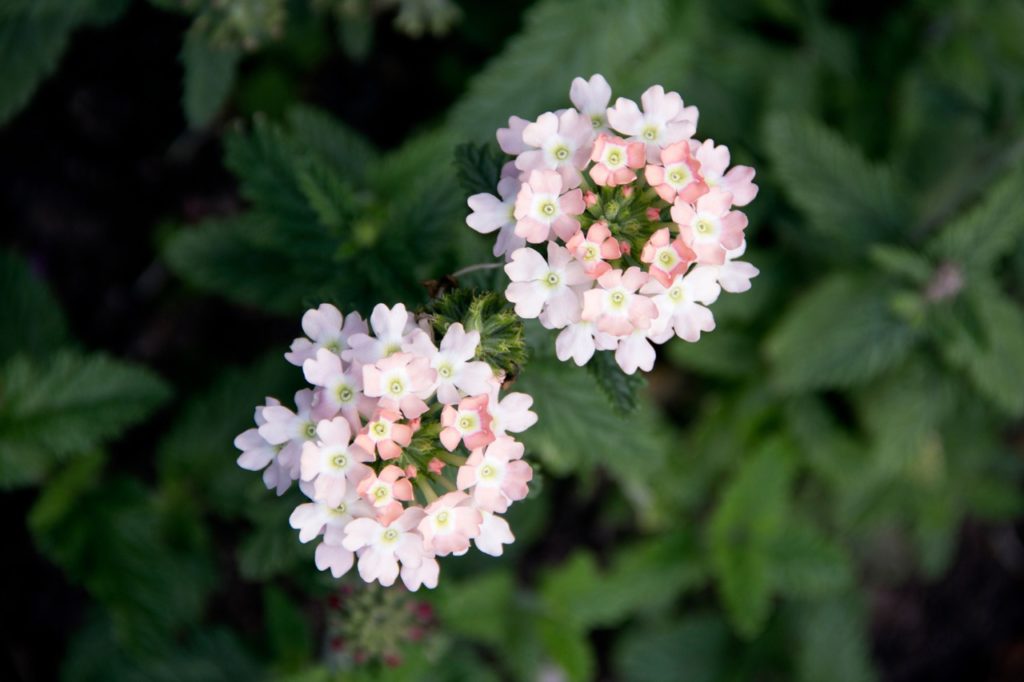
414;475;439;504
452;262;504;278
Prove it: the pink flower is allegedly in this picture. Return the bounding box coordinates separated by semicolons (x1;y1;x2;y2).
581;267;658;336
671;188;748;265
515;109;594;187
513;169;585;243
341;508;428;588
484;384;538;436
362;352;436;419
347;303;422;364
504;242;588;327
641;266;721;343
354;408;414;461
715;242;760;293
315;542;355;579
556;320;598;366
300;417;375;508
418;492;483;556
640;227;696;287
466;176;525;260
235;397;295;495
285;304;368;367
566;222;622;278
645;140;707;203
257;389;322;483
589;134;645;187
692;139;758;206
615;329;657;374
457;437;533;513
570;73;612;132
289;484;374;544
497;115;530;155
473;511;515;557
302;349;368;427
357;465;415;523
400;554;440;591
607;85;699;161
429;323;494;405
440;394;495;452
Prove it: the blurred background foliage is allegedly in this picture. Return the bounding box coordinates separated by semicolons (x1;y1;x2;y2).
2;0;1024;680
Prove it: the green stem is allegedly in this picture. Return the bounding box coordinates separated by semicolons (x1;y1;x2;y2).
414;475;439;504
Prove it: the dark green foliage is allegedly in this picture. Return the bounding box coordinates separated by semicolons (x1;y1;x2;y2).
586;350;647;413
181;29;240;128
453;141;506;198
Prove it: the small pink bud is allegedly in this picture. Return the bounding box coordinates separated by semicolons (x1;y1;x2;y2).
646;207;661;221
404;464;418;479
620;185;634;198
408;417;421;431
584;191;599;207
619;240;632;254
428;458;445;474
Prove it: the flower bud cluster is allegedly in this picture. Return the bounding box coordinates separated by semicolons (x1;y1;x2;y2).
236;294;536;590
467;74;760;374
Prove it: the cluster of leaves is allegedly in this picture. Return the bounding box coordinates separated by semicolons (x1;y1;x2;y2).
5;0;1024;680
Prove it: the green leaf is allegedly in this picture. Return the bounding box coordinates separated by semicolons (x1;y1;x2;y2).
181;29;240;128
614;614;730;682
453;141;506;197
937;283;1024;415
766;273;919;390
768;521;854;599
708;438;794;638
586;349;648;413
0;352;171;488
0;12;73;124
540;535;705;630
237;493;314;580
928;167;1024;271
436;570;516;647
795;596;876;682
30;470;214;654
764;113;909;252
667;330;759;379
447;0;670;139
287;105;377;185
0;248;68;362
536;615;594;682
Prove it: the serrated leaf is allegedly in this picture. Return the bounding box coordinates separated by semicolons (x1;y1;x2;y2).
768;521;854;598
795;596;876;682
540;535;705;631
928;167;1024;271
709;438;794;638
766;273;919;390
287;105;377;185
764;113;909;252
614;614;729;682
937;283;1024;416
0;248;68;362
181;29;239;128
586;349;647;412
0;352;171;488
447;0;669;139
453;141;506;197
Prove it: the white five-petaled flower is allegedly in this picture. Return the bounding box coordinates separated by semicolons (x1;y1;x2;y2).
425;323;494;405
299;417;374;508
641;266;721;343
515;109;594;187
504;242;588;327
342;508;429;588
466;176;525;259
285;304;368;367
608;84;699;162
570;73;612;132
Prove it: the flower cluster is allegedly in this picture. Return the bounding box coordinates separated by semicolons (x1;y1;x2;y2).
236;298;536;590
467;74;760;374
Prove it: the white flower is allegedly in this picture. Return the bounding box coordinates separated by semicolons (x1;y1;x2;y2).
515;109;594;187
342;508;428;588
284;304;367;366
466;176;525;259
570;73;612;132
607;85;698;161
642;266;721;343
504;243;588;327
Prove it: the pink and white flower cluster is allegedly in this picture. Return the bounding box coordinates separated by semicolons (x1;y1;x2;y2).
467;75;760;374
236;302;537;590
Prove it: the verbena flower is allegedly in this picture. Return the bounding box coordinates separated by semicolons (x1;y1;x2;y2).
467;74;759;374
237;294;535;590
